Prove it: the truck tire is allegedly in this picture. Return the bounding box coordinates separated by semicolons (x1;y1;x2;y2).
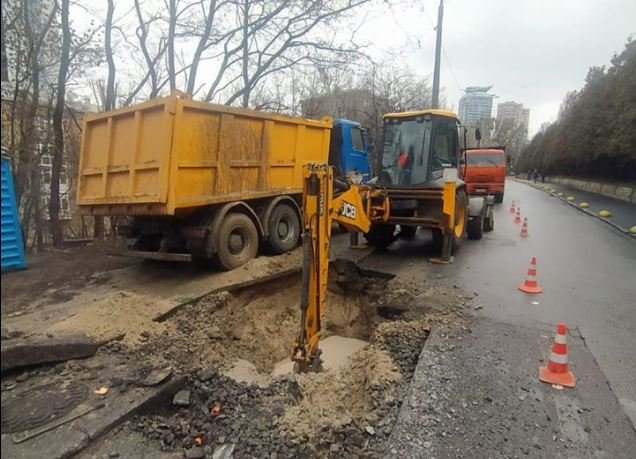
398;225;418;239
214;213;259;270
467;217;483;240
364;223;396;249
267;203;300;254
494;192;504;204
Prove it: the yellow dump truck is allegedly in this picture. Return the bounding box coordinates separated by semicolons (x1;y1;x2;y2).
77;93;372;270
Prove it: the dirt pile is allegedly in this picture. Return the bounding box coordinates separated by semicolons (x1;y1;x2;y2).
48;291;170;346
280;346;401;438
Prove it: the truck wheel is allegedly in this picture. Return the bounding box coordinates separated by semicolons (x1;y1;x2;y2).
364;224;396;249
398;225;417;239
214;213;259;270
267;203;300;254
494;192;504;204
467;217;483;240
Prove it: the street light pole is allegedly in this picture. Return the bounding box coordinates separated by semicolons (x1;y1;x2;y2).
431;0;444;109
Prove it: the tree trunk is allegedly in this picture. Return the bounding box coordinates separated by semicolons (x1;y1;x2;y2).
167;0;176;91
49;0;71;247
186;0;217;95
105;0;116;110
23;1;42;251
240;0;250;108
94;0;115;241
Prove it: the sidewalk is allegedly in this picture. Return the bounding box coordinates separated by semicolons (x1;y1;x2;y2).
517;178;636;234
386;318;636;458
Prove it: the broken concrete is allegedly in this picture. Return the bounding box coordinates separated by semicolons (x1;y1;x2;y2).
1;352;185;459
1;334;98;372
172;389;190;407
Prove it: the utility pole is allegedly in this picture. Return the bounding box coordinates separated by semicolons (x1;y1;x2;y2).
431;0;444;109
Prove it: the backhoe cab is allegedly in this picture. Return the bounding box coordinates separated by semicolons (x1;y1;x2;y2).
375;110;469;259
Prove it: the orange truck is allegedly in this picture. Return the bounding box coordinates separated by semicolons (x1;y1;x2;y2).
463;147;507;203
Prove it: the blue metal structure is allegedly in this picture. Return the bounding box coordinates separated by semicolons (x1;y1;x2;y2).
330;119;372;182
1;154;26;271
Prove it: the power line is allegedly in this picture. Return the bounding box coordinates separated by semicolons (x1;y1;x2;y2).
442;46;462;91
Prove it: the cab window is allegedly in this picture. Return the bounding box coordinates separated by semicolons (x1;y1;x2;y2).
350;127;365;151
431;118;459;172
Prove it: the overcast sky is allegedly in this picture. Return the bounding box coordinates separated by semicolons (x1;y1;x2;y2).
69;0;635;137
358;0;636;136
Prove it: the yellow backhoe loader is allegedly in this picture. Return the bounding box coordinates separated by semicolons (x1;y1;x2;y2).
292;110;495;371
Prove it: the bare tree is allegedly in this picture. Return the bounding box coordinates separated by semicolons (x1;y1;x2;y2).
224;0;369;108
185;0;218;95
130;0;166;100
49;0;71;247
93;0;117;239
104;0;116;110
2;0;59;250
167;0;177;91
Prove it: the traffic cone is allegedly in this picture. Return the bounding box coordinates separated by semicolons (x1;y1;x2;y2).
509;201;516;214
520;218;529;237
539;323;575;388
514;208;522;224
518;257;542;294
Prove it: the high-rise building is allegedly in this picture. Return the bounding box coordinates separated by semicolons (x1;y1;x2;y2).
496;101;530;137
458;86;495;125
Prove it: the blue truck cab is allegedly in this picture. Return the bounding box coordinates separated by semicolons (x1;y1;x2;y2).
329;119;372;183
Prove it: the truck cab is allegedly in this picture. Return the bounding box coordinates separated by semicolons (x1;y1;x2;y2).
330;119;371;183
463;147;506;203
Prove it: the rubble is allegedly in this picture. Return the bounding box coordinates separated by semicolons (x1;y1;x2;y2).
119;272;465;457
173;390;191;406
1;333;98;372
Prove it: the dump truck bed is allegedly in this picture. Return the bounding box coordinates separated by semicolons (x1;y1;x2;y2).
77;95;332;216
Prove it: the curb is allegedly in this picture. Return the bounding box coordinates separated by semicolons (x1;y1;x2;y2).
513;178;635;238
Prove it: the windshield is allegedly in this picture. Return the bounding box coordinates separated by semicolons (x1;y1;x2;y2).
379;116;458;186
467;152;504;166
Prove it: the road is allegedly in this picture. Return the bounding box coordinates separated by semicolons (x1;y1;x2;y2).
523;179;636;232
361;179;636;428
457;179;636;425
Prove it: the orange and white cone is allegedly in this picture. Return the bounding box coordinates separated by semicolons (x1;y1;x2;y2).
539;322;575;387
514;208;522;224
509;201;516;214
518;257;542;293
520;218;529;237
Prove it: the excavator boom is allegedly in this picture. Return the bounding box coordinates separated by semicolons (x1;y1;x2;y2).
292;163;389;371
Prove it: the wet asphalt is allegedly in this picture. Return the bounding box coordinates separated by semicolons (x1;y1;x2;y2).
522;179;636;232
361;179;636;429
453;179;636;427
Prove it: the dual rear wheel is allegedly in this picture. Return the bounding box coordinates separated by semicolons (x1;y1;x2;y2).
213;203;300;271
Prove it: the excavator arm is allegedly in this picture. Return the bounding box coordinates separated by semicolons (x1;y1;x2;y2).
292;163;389;371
